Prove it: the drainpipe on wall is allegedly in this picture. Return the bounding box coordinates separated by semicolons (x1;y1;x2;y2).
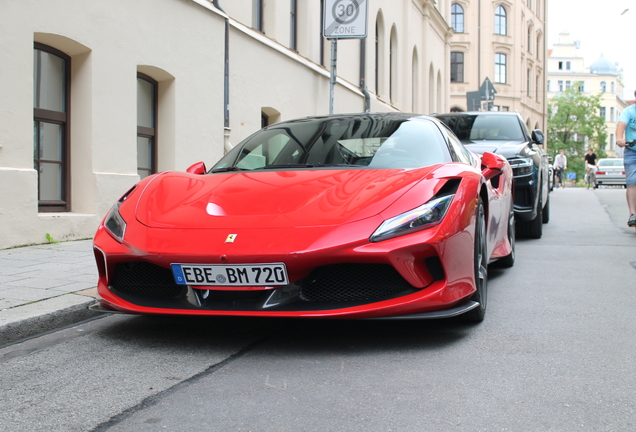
477;0;481;87
360;38;371;113
213;0;233;152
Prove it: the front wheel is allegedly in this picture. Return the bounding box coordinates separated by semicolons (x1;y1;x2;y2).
463;199;488;323
496;209;515;268
542;194;550;224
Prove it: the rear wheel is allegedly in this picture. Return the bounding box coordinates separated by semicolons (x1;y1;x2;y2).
496;209;515;268
463;199;488;323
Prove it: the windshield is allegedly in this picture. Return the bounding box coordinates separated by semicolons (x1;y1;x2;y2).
598;159;623;168
211;116;452;171
435;114;525;142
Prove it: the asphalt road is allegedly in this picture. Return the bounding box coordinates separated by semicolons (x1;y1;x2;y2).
1;188;635;432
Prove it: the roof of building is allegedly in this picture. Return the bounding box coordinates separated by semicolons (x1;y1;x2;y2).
589;54;618;75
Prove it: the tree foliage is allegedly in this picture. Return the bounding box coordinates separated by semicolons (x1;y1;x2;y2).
548;83;607;181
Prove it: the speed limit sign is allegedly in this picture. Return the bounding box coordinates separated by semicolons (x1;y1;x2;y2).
323;0;368;39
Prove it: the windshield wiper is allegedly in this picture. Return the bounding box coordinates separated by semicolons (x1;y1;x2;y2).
209;166;249;173
261;163;355;169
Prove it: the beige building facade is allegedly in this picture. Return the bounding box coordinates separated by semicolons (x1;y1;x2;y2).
0;0;453;249
547;31;627;157
446;0;547;133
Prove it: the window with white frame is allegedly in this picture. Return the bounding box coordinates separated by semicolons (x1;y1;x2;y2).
495;53;507;83
495;6;507;35
451;52;464;82
451;4;464;33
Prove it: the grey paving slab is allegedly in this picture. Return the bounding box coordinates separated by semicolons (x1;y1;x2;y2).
1;286;66;303
0;299;24;309
4;278;70;290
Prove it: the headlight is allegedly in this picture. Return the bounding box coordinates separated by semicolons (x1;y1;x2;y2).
104;202;126;242
370;195;454;242
508;157;533;176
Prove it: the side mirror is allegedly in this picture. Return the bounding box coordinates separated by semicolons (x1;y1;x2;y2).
481;151;505;181
186;161;207;175
531;129;544;145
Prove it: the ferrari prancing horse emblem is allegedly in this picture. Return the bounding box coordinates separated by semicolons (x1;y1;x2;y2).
225;234;237;243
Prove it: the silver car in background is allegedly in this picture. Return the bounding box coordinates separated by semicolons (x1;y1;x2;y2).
595;158;626;188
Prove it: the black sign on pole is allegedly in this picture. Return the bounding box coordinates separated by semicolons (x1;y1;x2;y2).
466;91;481;111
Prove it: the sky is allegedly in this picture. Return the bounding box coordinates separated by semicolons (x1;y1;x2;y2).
547;0;634;100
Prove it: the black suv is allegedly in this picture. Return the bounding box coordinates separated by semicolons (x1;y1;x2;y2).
434;112;550;238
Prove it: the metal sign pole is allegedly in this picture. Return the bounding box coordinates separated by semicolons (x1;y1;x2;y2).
323;0;368;115
329;39;337;115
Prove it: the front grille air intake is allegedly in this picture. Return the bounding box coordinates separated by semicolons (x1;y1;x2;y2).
112;262;185;299
299;263;413;302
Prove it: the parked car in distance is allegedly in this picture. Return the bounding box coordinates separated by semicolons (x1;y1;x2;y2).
433;112;550;239
595;158;626;188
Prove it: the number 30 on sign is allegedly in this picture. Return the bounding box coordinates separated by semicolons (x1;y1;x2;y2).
323;0;368;39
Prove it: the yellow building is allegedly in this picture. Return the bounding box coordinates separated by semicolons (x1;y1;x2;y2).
446;0;547;133
547;31;627;157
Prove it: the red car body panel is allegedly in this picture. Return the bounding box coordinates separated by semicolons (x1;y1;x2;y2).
93;156;514;319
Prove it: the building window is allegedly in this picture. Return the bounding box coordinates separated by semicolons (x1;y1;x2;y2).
536;75;541;100
536;34;541;60
610;134;615;150
495;53;507;84
451;4;464;33
451;52;464;82
33;43;70;212
547;80;551;91
253;0;263;32
600;81;606;92
558;80;563;91
290;0;297;51
137;73;157;179
565;81;571;90
566;61;571;70
558;61;563;70
578;82;585;92
611;82;615;93
527;69;531;97
375;13;385;96
610;107;615;122
600;107;606;120
527;27;532;53
501;106;509;111
495;6;507;35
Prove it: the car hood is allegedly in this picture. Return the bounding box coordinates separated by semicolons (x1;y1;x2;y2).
462;140;527;159
135;168;440;229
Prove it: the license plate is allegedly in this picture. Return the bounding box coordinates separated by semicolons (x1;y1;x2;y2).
171;263;289;287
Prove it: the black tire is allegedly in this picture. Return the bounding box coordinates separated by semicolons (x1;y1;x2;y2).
542;194;550;224
463;199;488;323
496;209;515;268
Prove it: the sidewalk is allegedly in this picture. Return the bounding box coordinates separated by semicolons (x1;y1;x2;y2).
0;239;100;345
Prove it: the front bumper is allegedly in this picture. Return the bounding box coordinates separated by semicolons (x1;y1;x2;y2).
92;205;478;319
511;172;538;221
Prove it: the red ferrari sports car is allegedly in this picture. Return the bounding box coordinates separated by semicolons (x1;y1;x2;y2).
91;113;514;322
